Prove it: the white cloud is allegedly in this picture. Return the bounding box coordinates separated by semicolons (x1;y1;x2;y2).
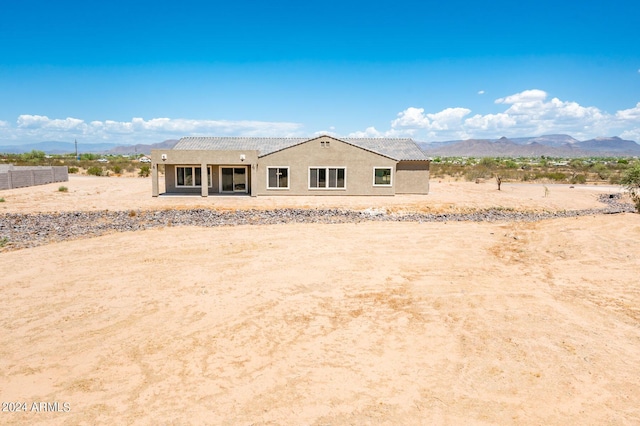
391;107;430;128
350;89;640;141
391;107;471;131
0;115;304;145
347;126;384;138
478;90;485;95
621;129;640;142
17;115;85;130
495;89;547;105
616;102;640;120
464;113;517;131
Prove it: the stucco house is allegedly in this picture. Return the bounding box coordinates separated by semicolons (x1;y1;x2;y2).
150;135;431;197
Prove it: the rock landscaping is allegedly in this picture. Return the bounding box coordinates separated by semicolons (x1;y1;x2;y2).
0;194;634;251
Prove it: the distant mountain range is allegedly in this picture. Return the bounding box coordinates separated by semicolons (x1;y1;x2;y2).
2;135;639;157
0;140;179;155
419;135;640;157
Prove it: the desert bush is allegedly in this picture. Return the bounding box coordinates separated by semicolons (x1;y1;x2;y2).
86;166;103;176
138;165;150;177
609;174;622;185
479;157;497;168
21;150;46;161
534;172;566;181
68;167;79;174
0;197;5;202
620;162;640;212
592;163;610;180
58;186;68;192
111;165;122;174
570;174;587;184
463;167;492;181
0;237;8;248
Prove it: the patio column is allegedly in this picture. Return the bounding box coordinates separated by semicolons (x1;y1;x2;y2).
250;163;258;197
152;163;159;197
201;163;208;197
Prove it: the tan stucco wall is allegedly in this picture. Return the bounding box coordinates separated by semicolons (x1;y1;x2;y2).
255;136;397;196
151;140;430;196
151;149;258;166
152;150;258;196
395;161;430;194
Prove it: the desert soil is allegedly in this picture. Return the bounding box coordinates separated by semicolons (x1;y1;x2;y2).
1;176;639;425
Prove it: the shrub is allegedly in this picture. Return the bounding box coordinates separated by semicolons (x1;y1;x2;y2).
111;165;122;174
620;162;640;213
592;163;610;180
609;174;622;185
87;166;103;176
80;153;99;161
463;168;492;181
138;165;150;177
58;186;68;192
21;150;46;161
0;237;8;248
534;172;566;181
0;197;5;202
68;167;79;174
570;174;587;184
479;157;497;168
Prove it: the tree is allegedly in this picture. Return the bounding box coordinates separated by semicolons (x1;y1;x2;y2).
620;162;640;212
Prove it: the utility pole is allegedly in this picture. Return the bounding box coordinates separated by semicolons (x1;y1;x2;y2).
75;139;79;160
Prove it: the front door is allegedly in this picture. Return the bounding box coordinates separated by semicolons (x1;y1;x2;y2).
220;167;248;193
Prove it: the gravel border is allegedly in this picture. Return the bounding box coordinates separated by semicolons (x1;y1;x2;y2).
0;194;635;251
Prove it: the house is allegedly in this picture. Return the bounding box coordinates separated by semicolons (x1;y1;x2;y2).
150;135;431;197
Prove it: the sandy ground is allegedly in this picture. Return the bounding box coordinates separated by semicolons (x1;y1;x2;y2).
1;177;639;424
0;174;628;214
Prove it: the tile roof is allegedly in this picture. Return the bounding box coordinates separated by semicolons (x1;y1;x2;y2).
173;136;430;161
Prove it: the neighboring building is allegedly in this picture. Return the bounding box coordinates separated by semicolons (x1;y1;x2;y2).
150;135;431;197
0;164;68;191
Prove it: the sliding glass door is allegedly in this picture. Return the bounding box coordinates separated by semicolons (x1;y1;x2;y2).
220;167;247;193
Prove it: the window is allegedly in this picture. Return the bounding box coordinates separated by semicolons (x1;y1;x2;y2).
373;167;393;186
176;166;212;187
320;140;330;148
267;167;289;189
309;167;345;189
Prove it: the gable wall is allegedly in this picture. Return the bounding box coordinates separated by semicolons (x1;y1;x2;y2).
256;136;396;195
395;161;430;194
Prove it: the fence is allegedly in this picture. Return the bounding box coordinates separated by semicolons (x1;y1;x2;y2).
0;165;69;190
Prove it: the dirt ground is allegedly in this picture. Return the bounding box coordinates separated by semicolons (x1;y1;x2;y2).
1;177;639;424
0;174;628;214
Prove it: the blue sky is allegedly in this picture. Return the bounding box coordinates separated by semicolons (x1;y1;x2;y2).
1;0;639;146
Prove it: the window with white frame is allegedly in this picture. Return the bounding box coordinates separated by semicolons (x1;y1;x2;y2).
309;167;345;189
267;167;289;189
373;167;393;186
176;166;212;187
